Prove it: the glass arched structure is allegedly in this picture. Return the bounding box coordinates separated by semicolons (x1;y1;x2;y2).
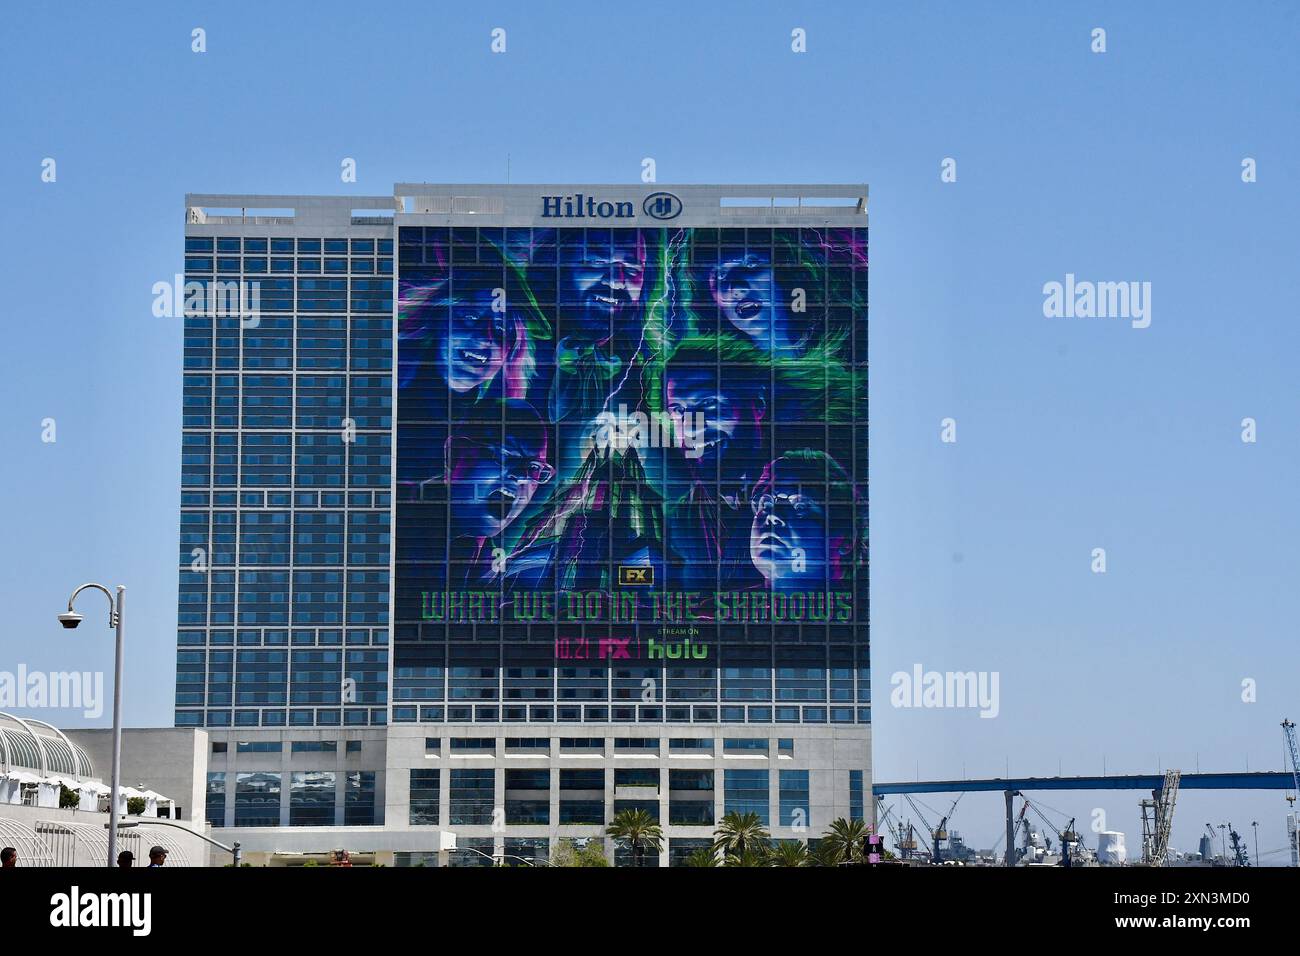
0;712;94;779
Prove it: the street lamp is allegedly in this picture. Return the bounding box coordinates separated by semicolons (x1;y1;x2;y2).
1251;821;1259;867
59;582;125;868
449;846;546;867
106;819;241;867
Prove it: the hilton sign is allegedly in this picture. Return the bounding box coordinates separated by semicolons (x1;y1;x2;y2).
540;192;682;220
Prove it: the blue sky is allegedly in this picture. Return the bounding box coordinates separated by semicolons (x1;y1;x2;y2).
1;0;1297;857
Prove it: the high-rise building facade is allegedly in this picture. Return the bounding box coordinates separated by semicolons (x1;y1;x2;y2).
178;185;869;865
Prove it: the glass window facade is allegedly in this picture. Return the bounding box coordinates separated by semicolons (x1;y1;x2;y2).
234;771;281;827
778;769;810;829
449;769;495;825
345;770;376;826
449;836;496;867
290;771;336;826
177;217;392;730
668;769;714;826
409;768;439;826
668;838;713;867
505;768;550;824
724;769;769;825
205;771;226;826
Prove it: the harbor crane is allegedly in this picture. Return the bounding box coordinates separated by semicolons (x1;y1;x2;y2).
903;793;963;864
1139;769;1180;866
1024;799;1082;866
876;797;917;860
1283;719;1300;806
1281;719;1300;866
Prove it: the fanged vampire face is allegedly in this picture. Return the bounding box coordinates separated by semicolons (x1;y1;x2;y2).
561;238;646;340
443;291;507;392
712;252;779;347
664;367;765;471
447;430;554;537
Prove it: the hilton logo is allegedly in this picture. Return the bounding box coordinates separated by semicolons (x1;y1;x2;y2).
618;565;654;586
642;192;683;220
539;192;683;220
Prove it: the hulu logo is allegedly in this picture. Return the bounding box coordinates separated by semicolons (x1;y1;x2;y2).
646;638;708;660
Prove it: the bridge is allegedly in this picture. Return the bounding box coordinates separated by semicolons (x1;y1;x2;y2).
874;772;1293;795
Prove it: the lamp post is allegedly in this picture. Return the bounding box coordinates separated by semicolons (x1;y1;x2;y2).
106;819;241;867
1251;821;1259;866
58;583;125;868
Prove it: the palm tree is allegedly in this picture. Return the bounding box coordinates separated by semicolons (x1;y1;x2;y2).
682;846;719;867
768;840;809;867
723;846;771;867
820;817;868;865
712;811;771;863
606;808;663;867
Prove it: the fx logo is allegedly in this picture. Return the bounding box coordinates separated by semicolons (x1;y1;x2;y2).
618;565;653;586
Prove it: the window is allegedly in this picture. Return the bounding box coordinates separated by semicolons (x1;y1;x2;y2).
613;800;658;824
669;839;714;867
614;737;658;751
450;737;495;752
669;770;714;826
291;740;337;753
778;738;794;756
614;838;660;867
505;737;550;752
424;737;441;753
505;769;550;824
778;770;810;829
205;772;225;826
724;738;769;755
450;769;495;825
670;738;712;754
558;769;604;824
236;740;283;753
449;837;495;867
559;737;602;752
346;740;362;754
234;772;281;827
614;768;659;788
504;838;549;867
211;742;228;754
409;769;440;826
289;771;336;826
724;769;769;825
345;771;376;825
849;770;864;822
